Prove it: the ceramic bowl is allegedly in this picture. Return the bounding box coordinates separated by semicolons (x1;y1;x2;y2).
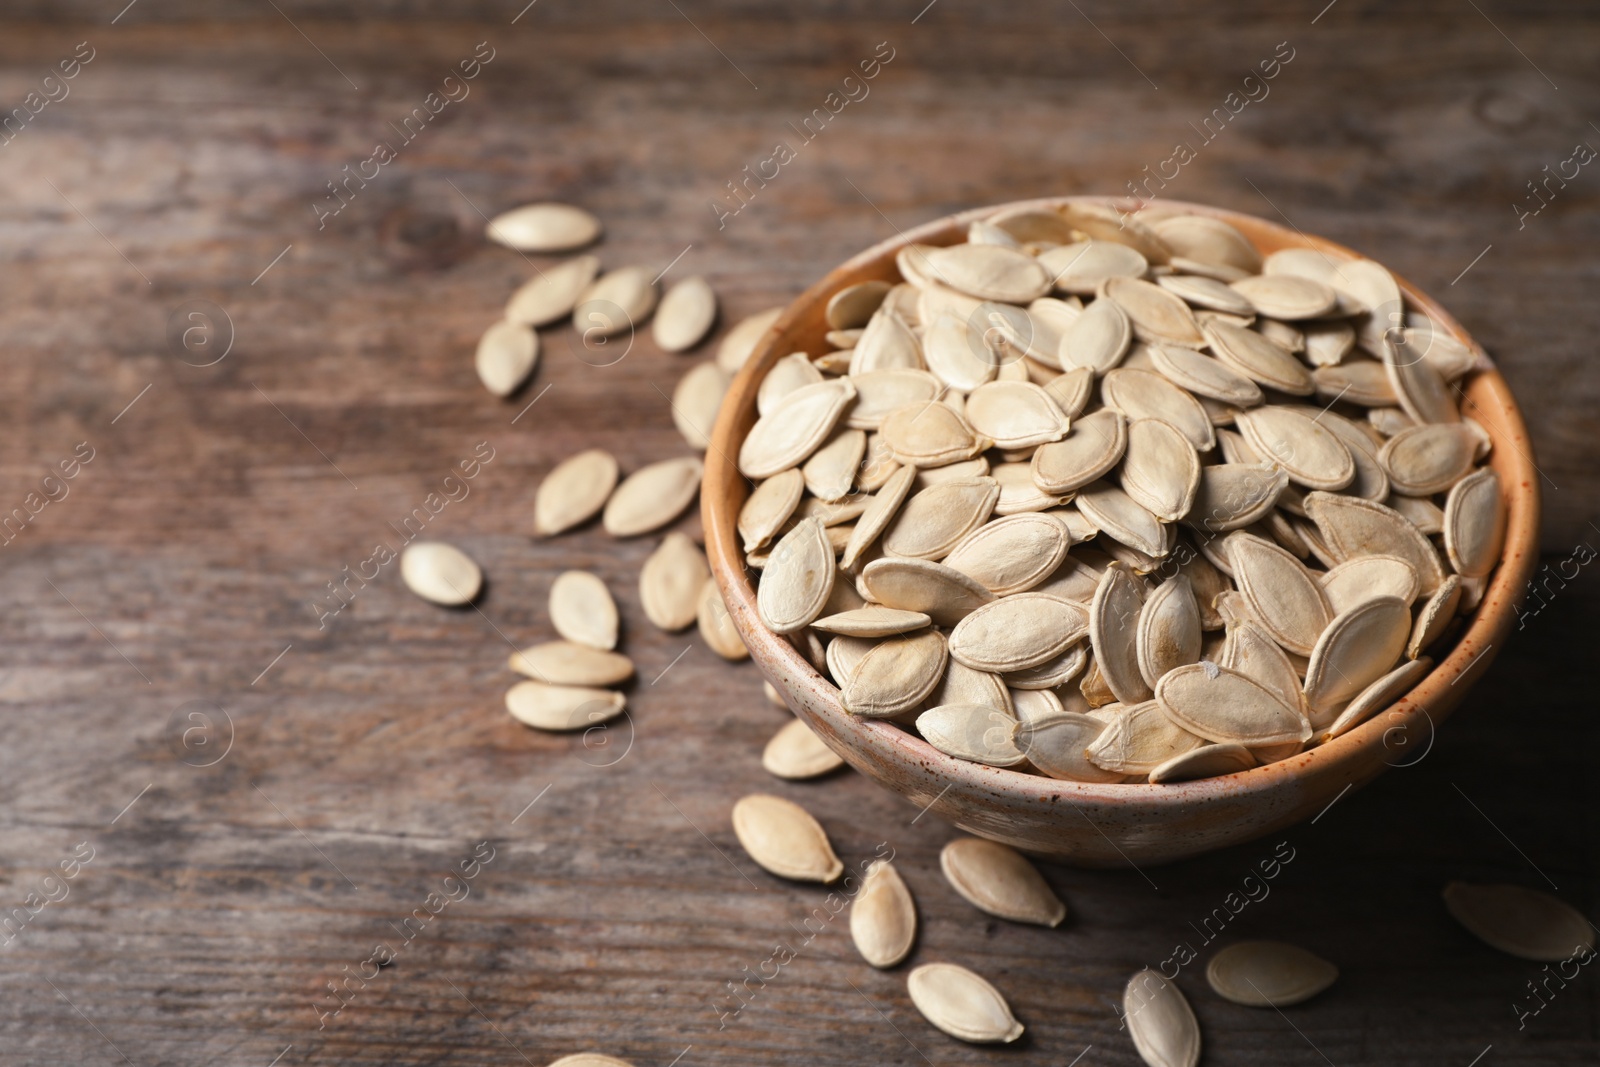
702;196;1539;867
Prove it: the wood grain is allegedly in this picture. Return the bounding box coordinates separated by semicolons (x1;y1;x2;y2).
0;5;1594;1064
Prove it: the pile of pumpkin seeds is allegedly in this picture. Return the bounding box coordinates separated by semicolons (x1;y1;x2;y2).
390;198;1585;1067
739;200;1509;784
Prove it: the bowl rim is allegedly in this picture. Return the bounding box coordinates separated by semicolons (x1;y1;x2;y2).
703;194;1540;810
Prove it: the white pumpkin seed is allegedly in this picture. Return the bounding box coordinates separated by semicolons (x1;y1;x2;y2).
1059;296;1132;373
731;794;843;883
1123;969;1201;1067
574;266;657;338
602;456;703;537
639;532;709;632
916;703;1026;766
826;280;892;330
506;681;625;732
1319;656;1430;741
1120;417;1200;522
1235;406;1354;491
762;717;844;780
942;513;1070;595
1302;596;1410;713
1014;711;1122;782
1379;423;1479;496
485;202;600;252
925;243;1051;303
671;361;729;450
851;860;916;968
1031;409;1128;494
535;449;620;536
509;642;633;686
697;577;748;661
811;606;931;637
1230;273;1338;319
940;837;1066;926
399;541;482;605
882;477;1000;559
1089;562;1152;704
758;517;835;634
474;319;539;397
653;275;718;352
1319;555;1420;614
1156;663;1311;745
1148;742;1256;783
1442;882;1596;962
549;570;618;650
717;306;783;374
1102;368;1214;450
860;556;996;626
506;254;601;327
1444;467;1505;578
949;593;1090;673
1304;491;1446;594
739;468;805;551
1206;941;1339;1006
738;379;856;479
844;630;948;717
907;963;1024;1044
1137;576;1202;687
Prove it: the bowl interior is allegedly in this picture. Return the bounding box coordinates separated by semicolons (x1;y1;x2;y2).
702;195;1540;837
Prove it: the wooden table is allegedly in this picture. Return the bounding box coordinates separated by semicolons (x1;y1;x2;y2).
0;4;1594;1064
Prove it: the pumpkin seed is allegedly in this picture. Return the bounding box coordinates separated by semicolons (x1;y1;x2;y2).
1203;320;1314;396
1087;700;1204;773
671;361;729;450
882;477;1000;559
731;794;843;883
509;641;633;686
1303;491;1446;594
738;379;856;479
1206;941;1338;1007
485;202;600;252
964;381;1069;450
717;306;783;374
907;963;1024;1044
1148;742;1256;783
1407;574;1462;659
1014;711;1122;782
535;449;619;536
942;513;1070;595
1319;555;1420;614
1137;576;1202;687
1102;368;1214;450
1187;463;1287;534
940;837;1066;926
1442;882;1596;962
1152;214;1261;273
916;703;1026;767
640;532;710;632
1149;343;1262;406
860;556;995;625
844;630;948;717
547;1054;636;1067
506;681;625;732
1041;239;1149;295
802;428;866;502
1104;276;1205;347
1123;969;1201;1067
1319;656;1430;741
1078;483;1166;559
826;280;892;330
574;266;657;338
697;577;748;660
762;717;844;779
1120;417;1200;522
602;456;703;537
1302;596;1411;713
399;541;482;605
879;401;986;467
475;319;539;397
757;517;835;634
1157;272;1256;315
1380;423;1478;496
1444;468;1505;578
925;243;1051;303
653;275;718;352
1235;407;1354;491
1230;273;1338;319
1089;563;1152;704
1155;663;1311;746
1031;409;1128;494
739;468;805;551
506;254;601;327
949;593;1090;672
549;570;618;650
851;307;923;374
811;606;931;637
1059;293;1132;372
851;860;917;968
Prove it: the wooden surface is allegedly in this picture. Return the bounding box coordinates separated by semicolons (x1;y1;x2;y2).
0;3;1595;1064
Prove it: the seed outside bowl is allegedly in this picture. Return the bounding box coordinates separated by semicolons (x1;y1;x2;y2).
702;196;1540;867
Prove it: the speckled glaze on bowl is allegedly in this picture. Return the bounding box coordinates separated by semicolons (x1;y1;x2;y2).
702;196;1540;867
